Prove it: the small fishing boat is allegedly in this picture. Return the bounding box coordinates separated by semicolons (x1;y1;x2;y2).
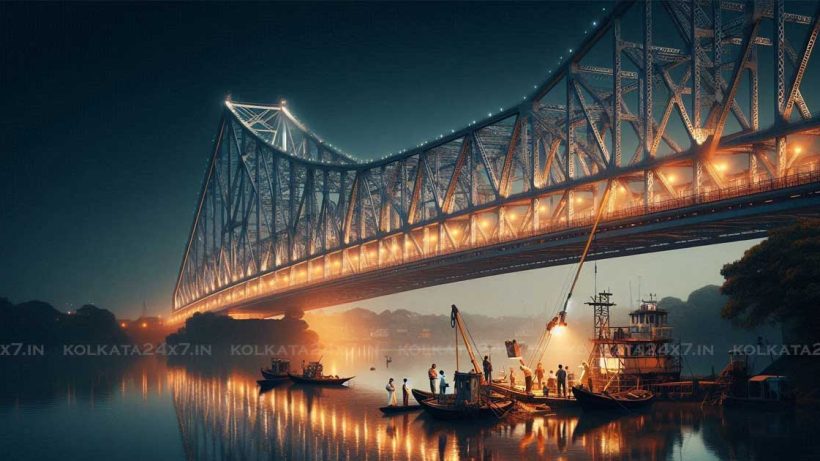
418;395;514;420
259;358;291;383
379;404;422;414
571;386;655;411
288;373;354;385
412;388;437;403
288;359;353;386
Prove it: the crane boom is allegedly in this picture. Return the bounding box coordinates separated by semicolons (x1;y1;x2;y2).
558;180;613;317
450;304;484;380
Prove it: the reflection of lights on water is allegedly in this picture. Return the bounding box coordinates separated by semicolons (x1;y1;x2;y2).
167;368;632;459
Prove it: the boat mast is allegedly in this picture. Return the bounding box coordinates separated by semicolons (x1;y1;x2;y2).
450;305;484;379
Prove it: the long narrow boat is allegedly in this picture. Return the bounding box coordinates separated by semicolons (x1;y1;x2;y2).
417;397;514;420
288;373;354;386
489;383;578;409
571;386;655;411
412;388;507;404
379;404;422;414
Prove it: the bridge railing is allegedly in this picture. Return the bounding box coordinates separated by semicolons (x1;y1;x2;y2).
170;166;820;324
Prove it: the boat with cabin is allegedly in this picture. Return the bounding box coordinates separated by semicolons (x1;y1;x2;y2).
414;305;514;419
585;293;681;394
288;359;354;385
416;370;514;420
258;358;291;385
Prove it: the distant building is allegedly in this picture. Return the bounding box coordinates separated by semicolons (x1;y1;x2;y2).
418;329;432;339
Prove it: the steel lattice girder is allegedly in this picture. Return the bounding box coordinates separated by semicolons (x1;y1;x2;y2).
172;0;820;320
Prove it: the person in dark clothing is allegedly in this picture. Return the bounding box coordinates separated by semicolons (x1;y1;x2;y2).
482;356;493;383
402;378;410;406
556;364;568;397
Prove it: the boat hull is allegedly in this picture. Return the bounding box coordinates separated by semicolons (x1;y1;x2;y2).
571;386;655;411
288;373;354;386
379;404;422;414
260;369;290;381
417;398;514;420
489;383;578;409
257;377;290;386
412;388;451;403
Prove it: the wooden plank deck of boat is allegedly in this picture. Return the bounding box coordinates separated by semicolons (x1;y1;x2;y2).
489;383;579;408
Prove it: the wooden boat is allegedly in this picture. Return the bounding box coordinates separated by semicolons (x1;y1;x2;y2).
257;375;290;385
288;359;353;386
490;383;578;409
418;396;514;419
260;369;290;381
260;358;291;382
379;404;422;414
412;388;436;403
288;373;354;386
571;386;655;411
413;387;507;404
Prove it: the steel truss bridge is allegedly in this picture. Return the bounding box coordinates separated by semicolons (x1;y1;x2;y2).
172;0;820;323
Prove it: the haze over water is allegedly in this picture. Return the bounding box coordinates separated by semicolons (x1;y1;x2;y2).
2;347;818;461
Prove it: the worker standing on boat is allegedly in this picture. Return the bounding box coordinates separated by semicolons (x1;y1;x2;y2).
402;378;410;406
509;367;516;388
548;370;556;395
386;378;397;406
535;363;545;389
428;364;438;393
519;359;534;394
482;355;492;383
556;364;567;397
439;370;448;395
581;361;592;391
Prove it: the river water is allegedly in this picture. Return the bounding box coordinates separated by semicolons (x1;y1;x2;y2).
1;349;818;461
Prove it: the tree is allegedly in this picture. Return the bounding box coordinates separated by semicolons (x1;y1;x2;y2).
720;220;820;342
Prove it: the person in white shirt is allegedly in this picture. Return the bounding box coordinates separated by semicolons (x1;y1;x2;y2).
385;378;397;406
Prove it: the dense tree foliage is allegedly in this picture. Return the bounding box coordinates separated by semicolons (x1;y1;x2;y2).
720;220;820;341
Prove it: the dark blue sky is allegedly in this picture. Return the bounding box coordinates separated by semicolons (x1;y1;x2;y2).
1;1;612;317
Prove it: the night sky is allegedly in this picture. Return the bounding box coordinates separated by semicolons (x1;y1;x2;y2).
0;1;768;318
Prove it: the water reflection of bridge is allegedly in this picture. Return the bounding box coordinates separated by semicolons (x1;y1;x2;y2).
168;369;740;460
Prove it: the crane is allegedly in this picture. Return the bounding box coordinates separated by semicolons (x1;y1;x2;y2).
450;304;486;382
526;179;614;366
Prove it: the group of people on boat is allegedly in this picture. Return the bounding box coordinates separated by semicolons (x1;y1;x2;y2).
490;357;589;398
426;363;450;395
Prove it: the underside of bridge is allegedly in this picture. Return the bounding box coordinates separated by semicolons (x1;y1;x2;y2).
171;0;820;324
